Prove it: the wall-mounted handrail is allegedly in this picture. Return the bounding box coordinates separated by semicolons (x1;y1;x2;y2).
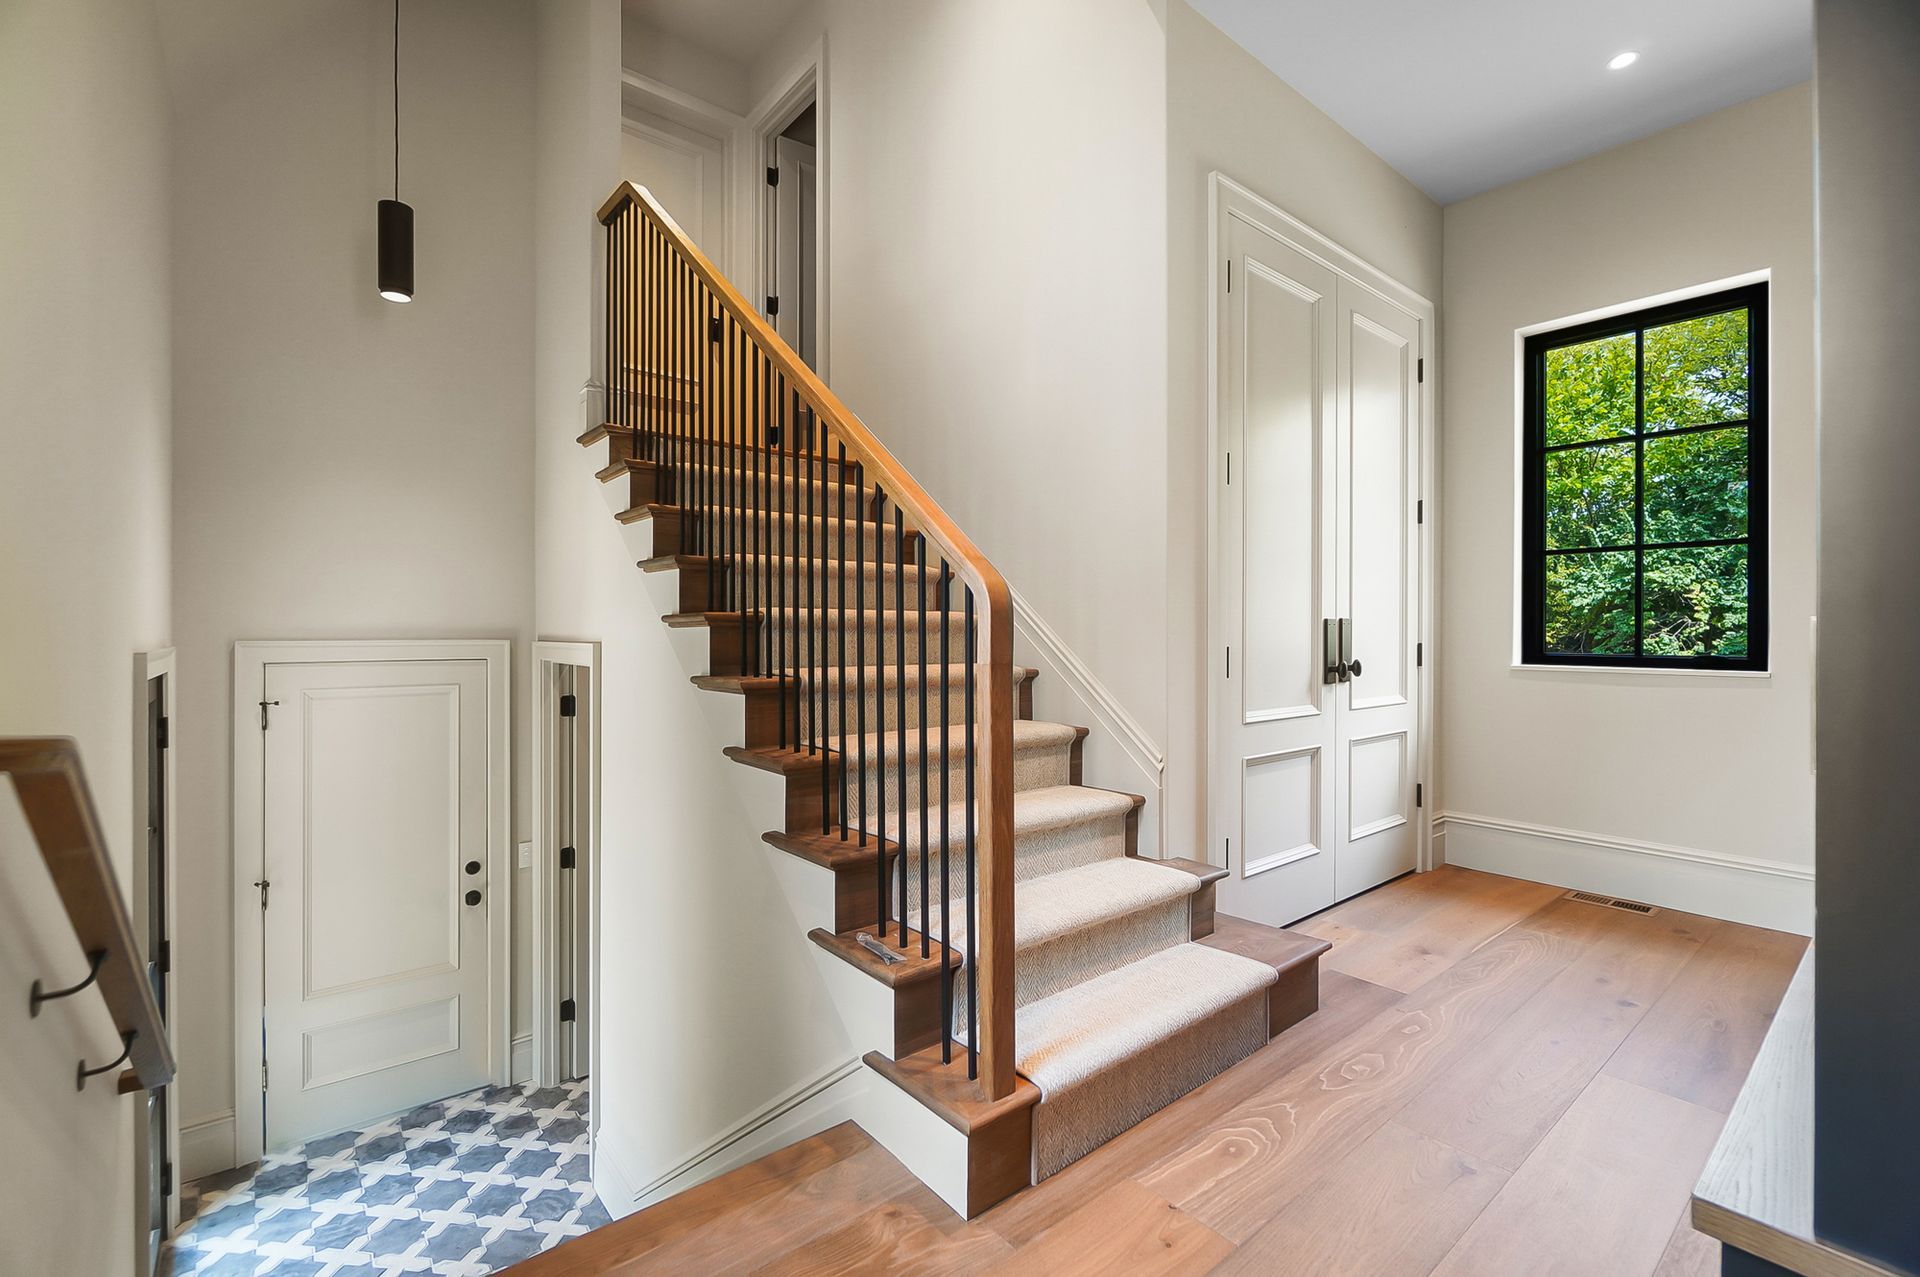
597;181;1018;1100
2;737;175;1092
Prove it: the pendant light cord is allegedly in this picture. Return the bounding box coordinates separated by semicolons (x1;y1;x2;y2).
391;0;400;201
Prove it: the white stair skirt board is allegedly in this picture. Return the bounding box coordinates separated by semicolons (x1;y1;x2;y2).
1436;813;1813;936
596;1060;868;1220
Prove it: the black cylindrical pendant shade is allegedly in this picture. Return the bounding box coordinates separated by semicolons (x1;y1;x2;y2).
378;198;414;302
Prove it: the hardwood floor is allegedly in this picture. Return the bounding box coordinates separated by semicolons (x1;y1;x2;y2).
515;867;1806;1276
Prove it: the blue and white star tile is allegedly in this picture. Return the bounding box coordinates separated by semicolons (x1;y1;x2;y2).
165;1079;609;1277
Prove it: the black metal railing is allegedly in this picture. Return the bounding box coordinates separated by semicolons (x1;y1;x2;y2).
599;184;1017;1095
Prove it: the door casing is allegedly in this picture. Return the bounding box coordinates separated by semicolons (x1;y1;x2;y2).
230;640;510;1168
132;647;178;1275
1205;173;1437;911
531;640;599;1098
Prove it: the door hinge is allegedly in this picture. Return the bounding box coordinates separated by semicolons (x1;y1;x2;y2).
1226;259;1232;292
1418;357;1425;384
559;693;577;718
1226;451;1232;485
261;1057;269;1090
766;164;780;187
1225;836;1231;866
1225;646;1231;679
157;939;171;976
161;1160;173;1197
1417;642;1424;668
1417;499;1424;525
766;295;780;317
1416;783;1424;808
253;878;270;910
157;715;170;749
560;845;576;870
259;699;280;730
708;317;722;344
560;998;577;1023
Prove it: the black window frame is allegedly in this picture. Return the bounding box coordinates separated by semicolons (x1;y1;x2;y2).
1521;282;1769;670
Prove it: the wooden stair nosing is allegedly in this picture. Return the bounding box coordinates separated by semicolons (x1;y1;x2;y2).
865;1044;1039;1138
808;924;960;989
766;827;899;874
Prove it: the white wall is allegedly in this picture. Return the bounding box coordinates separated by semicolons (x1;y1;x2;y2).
1165;0;1444;862
161;0;537;1170
0;0;173;1268
1437;85;1815;933
536;0;862;1211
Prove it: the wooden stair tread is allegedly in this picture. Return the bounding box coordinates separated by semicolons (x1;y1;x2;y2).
866;1043;1039;1137
693;666;1038;695
1150;856;1231;887
1198;913;1331;976
662;609;760;628
809;924;961;988
767;827;899;872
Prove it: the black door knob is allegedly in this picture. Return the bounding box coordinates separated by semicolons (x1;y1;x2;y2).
1347;658;1363;678
464;860;482;875
464;889;482;907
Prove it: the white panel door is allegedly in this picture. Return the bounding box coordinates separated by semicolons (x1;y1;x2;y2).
622;113;727;266
263;660;491;1147
1214;213;1342;928
1334;281;1423;899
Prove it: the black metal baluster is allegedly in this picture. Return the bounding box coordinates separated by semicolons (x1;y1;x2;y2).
873;489;889;937
907;509;922;958
939;559;952;1064
894;503;908;949
777;372;790;748
854;457;868;853
836;433;849;847
964;586;977;1079
799;391;812;757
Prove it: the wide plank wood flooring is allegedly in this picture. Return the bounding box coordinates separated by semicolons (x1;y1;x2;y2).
514;867;1806;1276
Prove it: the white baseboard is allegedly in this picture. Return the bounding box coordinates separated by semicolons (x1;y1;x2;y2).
1435;811;1813;935
180;1110;237;1182
593;1058;867;1220
511;1033;533;1085
1010;586;1167;855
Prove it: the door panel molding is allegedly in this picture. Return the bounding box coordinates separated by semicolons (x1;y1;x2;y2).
231;639;510;1168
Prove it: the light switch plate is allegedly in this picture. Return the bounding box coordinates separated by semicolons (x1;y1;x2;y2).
517;840;532;870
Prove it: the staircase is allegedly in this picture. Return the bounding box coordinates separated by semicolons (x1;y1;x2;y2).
586;182;1329;1218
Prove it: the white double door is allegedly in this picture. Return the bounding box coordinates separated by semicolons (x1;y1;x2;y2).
1214;207;1425;928
261;659;493;1147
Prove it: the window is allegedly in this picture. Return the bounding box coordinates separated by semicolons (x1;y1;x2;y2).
1522;283;1768;669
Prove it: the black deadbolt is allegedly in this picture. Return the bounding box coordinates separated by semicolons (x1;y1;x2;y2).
464;889;482;907
464;860;482;875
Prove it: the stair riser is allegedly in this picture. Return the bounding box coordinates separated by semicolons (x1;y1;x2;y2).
694;510;922;565
897;816;1131;913
843;740;1076;843
736;674;1035;751
1030;991;1269;1181
945;895;1195;1043
764;614;975;669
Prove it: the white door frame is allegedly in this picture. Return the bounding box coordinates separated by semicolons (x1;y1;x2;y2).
230;639;511;1165
1205;172;1438;884
749;38;829;381
620;70;744;276
132;647;178;1272
530;641;599;1097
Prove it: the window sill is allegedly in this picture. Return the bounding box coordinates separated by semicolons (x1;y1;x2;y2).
1510;662;1771;680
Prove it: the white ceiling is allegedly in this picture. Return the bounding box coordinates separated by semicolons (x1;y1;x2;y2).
1188;0;1813;205
621;0;811;70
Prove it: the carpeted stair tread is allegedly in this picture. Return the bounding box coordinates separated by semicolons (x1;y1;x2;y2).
912;856;1197;954
1011;942;1276;1098
891;784;1137;856
840;718;1082;770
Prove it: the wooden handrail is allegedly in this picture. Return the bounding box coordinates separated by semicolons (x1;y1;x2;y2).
2;737;175;1092
599;181;1018;1099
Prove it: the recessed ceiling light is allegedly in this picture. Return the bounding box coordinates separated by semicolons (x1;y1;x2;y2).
1608;51;1640;70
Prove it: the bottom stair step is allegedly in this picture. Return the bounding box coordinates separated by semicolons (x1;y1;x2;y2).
997;941;1278;1180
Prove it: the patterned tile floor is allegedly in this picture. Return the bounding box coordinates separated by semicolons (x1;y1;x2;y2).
165;1079;607;1276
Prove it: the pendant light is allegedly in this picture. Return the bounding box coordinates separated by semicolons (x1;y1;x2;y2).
377;0;413;303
